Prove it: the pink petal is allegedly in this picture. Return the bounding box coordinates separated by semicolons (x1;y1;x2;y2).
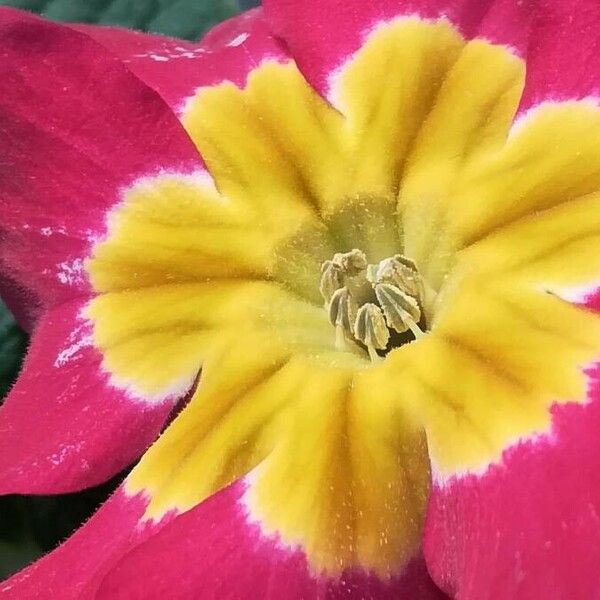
0;8;202;325
97;480;446;600
586;288;600;312
1;481;445;599
71;8;289;115
0;299;174;494
263;0;600;115
424;362;600;597
519;0;600;110
0;488;162;600
262;0;532;100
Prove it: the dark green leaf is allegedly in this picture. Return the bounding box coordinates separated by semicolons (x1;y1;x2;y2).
0;302;27;403
0;0;259;40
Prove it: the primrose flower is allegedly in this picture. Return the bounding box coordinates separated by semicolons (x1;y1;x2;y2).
1;0;600;597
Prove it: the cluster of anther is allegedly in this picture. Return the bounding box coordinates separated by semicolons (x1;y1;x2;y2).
320;249;425;361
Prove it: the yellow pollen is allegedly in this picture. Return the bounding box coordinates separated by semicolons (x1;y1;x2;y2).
320;249;426;361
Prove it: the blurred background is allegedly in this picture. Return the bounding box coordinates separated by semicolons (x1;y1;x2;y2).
0;0;259;578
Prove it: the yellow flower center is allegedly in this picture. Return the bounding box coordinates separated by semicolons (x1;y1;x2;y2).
84;16;600;578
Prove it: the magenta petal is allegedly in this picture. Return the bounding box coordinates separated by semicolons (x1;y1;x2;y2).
0;299;174;494
66;24;206;114
0;488;163;600
262;0;532;99
519;0;600;109
424;365;600;599
97;480;446;600
0;8;202;318
1;482;445;599
72;8;289;114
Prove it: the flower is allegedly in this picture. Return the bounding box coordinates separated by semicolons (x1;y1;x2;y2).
1;0;600;598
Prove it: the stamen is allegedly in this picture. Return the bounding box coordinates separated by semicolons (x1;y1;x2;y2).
374;282;421;334
367;345;382;363
328;287;357;334
320;249;427;360
368;255;422;300
335;324;347;351
405;318;425;340
319;249;369;305
319;260;344;304
333;249;367;277
354;303;390;362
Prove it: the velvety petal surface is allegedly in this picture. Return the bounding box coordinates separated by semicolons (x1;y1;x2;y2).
121;343;430;577
263;0;600;113
395;15;600;589
97;481;445;600
27;7;600;590
0;299;174;494
262;0;532;100
0;7;202;324
180;15;524;276
4;3;600;599
255;3;600;597
85;171;332;401
424;363;600;599
402;109;600;596
71;8;288;115
519;0;600;109
0;340;436;597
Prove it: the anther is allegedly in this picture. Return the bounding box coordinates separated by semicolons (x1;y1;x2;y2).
328;287;357;334
368;255;422;300
375;283;424;339
333;249;367;277
354;303;390;362
319;260;345;304
319;249;368;304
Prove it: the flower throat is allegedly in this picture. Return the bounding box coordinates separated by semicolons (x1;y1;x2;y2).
320;249;426;362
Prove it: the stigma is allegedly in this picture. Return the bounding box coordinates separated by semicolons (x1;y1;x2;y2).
320;249;425;362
